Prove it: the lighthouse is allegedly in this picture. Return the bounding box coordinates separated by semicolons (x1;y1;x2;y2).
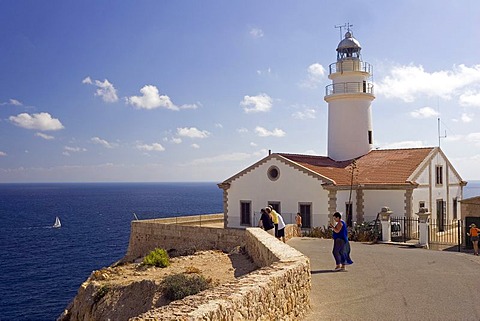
324;30;375;161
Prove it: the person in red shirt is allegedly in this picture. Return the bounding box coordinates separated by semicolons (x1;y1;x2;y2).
468;223;480;256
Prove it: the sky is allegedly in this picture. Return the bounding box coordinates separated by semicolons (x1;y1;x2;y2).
1;0;480;183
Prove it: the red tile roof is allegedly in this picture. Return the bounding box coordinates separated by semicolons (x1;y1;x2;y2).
279;147;435;186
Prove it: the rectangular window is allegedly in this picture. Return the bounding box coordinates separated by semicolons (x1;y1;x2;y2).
240;201;251;226
299;203;311;229
419;201;425;210
435;165;443;185
453;198;458;220
268;201;281;214
368;131;373;145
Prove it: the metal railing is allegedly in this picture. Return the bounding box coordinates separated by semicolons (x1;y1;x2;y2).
325;82;374;96
329;61;373;74
390;216;419;243
429;219;462;251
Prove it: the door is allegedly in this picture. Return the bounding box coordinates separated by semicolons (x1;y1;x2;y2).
299;203;311;228
436;199;445;232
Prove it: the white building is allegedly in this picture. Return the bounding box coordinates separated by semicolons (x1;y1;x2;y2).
218;30;466;229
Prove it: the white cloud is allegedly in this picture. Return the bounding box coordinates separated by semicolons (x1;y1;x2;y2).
187;152;253;166
1;99;23;106
177;127;210;139
461;113;473;123
0;151;6;156
191;143;200;149
240;93;272;113
63;146;86;156
300;63;326;88
466;132;480;146
82;76;93;84
292;108;316;120
250;142;258;147
136;143;166;152
255;126;286;137
35;132;54;140
256;67;272;76
83;77;118;103
459;90;480;108
126;85;198;111
409;107;439;119
171;137;182;144
64;146;86;152
237;128;249;134
376;64;480;102
381;140;425;149
215;123;223;129
91;137;117;149
250;27;264;38
9;112;64;131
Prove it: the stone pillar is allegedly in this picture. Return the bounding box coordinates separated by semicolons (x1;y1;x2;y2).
379;207;393;242
417;207;431;248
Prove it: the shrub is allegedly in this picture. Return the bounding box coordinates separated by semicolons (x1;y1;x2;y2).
143;248;170;267
304;226;332;239
348;221;380;242
93;285;110;304
161;273;210;301
304;222;379;242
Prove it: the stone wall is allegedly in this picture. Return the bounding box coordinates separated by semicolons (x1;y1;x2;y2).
461;196;480;218
122;215;244;262
123;216;311;320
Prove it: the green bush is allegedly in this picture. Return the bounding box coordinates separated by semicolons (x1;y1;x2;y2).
304;222;379;242
161;273;210;301
93;285;110;304
304;226;332;239
349;221;380;242
143;248;170;267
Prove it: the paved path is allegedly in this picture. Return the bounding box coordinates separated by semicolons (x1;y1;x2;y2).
287;238;480;321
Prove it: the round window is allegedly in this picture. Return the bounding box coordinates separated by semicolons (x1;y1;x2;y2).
267;166;280;181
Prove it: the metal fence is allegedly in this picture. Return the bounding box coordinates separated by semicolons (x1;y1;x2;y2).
429;219;462;251
390;216;419;243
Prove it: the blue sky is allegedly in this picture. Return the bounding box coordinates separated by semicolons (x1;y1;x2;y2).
1;0;480;183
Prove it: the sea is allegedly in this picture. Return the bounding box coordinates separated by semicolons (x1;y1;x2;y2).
0;182;223;321
1;181;480;321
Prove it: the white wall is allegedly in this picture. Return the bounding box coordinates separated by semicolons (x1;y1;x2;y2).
226;158;330;229
363;190;405;220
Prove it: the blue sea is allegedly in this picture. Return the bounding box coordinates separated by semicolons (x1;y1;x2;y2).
0;182;223;321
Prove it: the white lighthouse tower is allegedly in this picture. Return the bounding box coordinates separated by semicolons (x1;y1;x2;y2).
324;30;375;161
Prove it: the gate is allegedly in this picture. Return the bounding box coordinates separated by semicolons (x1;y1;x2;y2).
429;219;462;251
391;216;419;243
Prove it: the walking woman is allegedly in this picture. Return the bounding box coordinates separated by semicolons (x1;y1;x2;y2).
329;212;353;271
468;223;480;256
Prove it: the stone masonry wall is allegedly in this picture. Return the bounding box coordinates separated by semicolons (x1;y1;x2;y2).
122;217;245;262
122;216;311;320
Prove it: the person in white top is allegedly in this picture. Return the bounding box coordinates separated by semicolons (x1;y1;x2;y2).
276;212;286;243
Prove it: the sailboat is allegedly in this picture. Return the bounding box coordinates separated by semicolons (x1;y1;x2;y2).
53;216;62;228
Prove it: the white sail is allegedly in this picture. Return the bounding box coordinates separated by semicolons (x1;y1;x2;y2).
53;216;61;228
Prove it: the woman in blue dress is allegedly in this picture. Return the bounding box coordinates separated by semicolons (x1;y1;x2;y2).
329;212;353;271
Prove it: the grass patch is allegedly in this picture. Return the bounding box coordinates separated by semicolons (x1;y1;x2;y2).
161;273;210;301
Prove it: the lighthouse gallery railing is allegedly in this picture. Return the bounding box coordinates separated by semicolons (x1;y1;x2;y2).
329;60;373;74
325;82;374;96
